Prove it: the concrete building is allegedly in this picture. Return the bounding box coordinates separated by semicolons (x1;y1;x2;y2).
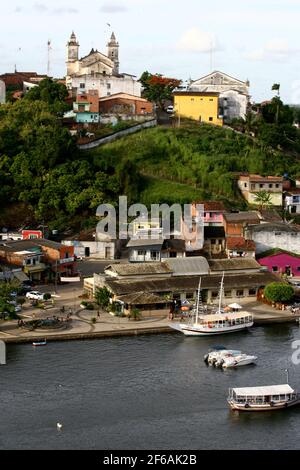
66;31;141;97
99;93;153;116
86;257;279;308
0;79;5;104
284;189;300;214
188;71;250;122
62;230;115;260
257;249;300;277
225;237;256;258
244;222;300;255
192;201;225;227
238;174;283;206
173;91;223;125
73;89;100;123
223;211;260;238
203;226;226;257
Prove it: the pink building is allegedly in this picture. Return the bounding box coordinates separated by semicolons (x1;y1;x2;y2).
257;249;300;277
192;201;225;226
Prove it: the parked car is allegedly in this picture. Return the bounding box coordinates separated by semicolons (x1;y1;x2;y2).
25;291;45;301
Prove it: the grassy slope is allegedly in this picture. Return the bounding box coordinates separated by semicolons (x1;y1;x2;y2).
88;122;297;208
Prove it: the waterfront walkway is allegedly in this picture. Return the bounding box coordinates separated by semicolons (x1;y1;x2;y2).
0;285;299;343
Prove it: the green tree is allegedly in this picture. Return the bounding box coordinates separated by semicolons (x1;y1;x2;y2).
253;190;273;210
264;282;294;303
95;287;111;309
25;78;69;114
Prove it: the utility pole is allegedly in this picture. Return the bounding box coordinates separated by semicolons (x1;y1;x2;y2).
47;40;51;76
54;259;58;294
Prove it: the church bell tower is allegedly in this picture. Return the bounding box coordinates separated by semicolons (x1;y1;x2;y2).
66;31;79;76
107;32;119;75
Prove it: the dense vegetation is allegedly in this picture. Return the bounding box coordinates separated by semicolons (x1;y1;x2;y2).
1;79;300;231
264;282;294;303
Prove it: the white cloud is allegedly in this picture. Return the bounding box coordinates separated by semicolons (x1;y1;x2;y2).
244;39;299;62
33;3;48;13
53;7;79;14
177;28;220;53
100;2;128;13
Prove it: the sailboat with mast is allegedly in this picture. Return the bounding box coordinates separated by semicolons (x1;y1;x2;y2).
169;273;254;336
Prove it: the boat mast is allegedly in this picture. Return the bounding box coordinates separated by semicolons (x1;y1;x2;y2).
195;277;201;324
218;272;225;313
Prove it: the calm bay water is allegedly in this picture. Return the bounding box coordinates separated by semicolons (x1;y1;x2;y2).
1;325;300;450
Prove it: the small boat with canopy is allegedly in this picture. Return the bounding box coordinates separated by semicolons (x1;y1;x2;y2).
228;381;300;411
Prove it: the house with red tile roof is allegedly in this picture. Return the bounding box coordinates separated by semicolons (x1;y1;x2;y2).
226;237;256;259
238;174;283;206
192;201;225;226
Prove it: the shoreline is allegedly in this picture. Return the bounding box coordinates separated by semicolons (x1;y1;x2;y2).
1;315;299;344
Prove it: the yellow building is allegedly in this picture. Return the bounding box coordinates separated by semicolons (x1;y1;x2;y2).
173;91;223;126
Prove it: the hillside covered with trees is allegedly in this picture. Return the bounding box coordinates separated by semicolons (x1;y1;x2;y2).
0;78;300;231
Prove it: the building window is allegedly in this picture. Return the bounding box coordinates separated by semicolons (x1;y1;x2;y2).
209;117;213;121
80;83;85;89
251;183;255;190
211;291;218;298
191;98;194;101
236;290;244;297
209;98;213;101
275;184;279;188
224;290;231;297
137;250;146;256
29;234;38;239
297;267;300;272
269;184;273;188
107;83;111;89
272;266;278;272
274;232;281;236
259;184;263;188
249;289;256;296
244;183;247;188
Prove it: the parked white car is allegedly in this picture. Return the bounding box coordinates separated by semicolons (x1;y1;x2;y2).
166;105;174;113
25;291;45;301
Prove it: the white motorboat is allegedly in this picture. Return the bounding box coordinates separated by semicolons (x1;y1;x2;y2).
221;354;257;368
204;347;257;368
170;274;253;336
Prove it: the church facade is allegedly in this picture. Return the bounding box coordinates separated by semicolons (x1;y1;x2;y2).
66;32;141;98
188;71;250;122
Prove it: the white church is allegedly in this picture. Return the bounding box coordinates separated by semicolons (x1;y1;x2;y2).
66;31;141;97
188;71;250;122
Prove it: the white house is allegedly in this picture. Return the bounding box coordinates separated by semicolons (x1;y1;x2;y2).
244;223;300;255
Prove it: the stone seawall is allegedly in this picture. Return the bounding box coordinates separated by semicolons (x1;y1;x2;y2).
3;325;176;344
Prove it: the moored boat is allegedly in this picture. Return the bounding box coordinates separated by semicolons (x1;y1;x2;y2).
227;384;300;411
222;354;257;368
32;340;47;346
169;274;253;337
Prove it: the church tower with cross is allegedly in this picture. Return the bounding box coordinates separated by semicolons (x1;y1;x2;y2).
107;32;119;75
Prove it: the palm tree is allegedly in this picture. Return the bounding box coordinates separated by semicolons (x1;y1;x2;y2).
253;190;273;211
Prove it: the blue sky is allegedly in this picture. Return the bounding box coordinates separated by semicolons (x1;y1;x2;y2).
1;0;300;103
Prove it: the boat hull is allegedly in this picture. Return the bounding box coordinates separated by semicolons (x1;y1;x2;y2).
170;322;253;336
228;398;300;411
